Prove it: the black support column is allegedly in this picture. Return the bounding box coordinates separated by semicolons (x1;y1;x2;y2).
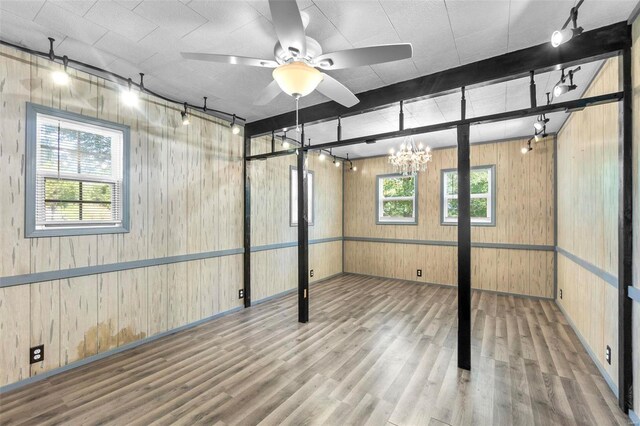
618;43;633;414
298;126;309;323
243;134;251;308
457;122;471;371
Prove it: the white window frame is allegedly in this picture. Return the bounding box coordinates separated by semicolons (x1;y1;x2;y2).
25;103;130;237
290;166;314;226
441;165;496;226
376;174;418;225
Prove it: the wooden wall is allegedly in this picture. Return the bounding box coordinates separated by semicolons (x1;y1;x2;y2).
344;138;555;298
0;46;244;387
248;136;343;302
556;58;620;388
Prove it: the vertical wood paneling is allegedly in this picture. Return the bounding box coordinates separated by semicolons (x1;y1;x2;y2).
60;276;97;365
0;46;245;387
0;286;30;385
556;57;620;390
30;280;60;375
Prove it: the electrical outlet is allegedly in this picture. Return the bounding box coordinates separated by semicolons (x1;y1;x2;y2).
238;289;244;299
417;269;422;277
30;345;44;364
310;269;314;277
606;345;611;365
560;289;563;299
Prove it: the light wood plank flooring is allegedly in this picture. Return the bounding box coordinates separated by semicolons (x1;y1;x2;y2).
0;274;631;425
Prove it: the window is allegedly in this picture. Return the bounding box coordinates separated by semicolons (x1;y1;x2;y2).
377;174;417;224
441;165;495;226
26;103;129;237
290;167;314;226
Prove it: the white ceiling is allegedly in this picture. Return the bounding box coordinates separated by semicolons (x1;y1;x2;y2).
0;0;636;127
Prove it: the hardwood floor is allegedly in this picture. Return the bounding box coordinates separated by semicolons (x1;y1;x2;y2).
0;274;630;425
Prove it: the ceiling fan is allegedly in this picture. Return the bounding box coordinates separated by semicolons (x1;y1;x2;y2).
181;0;413;109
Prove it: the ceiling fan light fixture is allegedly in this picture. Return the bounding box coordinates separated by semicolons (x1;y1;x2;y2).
272;61;323;98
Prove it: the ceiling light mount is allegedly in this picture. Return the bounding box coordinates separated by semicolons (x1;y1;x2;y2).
551;0;584;47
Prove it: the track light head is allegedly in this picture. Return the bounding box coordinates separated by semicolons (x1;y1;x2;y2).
551;27;583;47
181;103;190;126
282;140;290;148
230;114;241;135
121;79;139;107
521;145;533;155
318;151;326;161
353;165;357;172
52;55;70;86
534;131;547;142
553;83;576;98
533;116;549;132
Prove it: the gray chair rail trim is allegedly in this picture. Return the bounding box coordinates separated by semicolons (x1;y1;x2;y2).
0;248;244;288
343;236;554;251
556;246;617;288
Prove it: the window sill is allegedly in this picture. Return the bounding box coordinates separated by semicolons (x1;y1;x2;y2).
440;221;496;227
26;224;130;238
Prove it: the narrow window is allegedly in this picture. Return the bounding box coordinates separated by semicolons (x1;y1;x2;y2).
26;103;129;237
441;165;495;226
377;174;417;224
290;167;314;226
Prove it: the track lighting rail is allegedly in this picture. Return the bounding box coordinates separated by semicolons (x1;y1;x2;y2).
0;38;246;123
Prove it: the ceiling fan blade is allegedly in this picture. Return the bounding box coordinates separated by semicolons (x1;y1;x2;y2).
268;0;307;58
254;80;283;105
313;44;413;70
316;74;359;108
181;52;278;68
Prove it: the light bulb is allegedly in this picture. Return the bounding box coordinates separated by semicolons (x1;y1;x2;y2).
521;146;530;154
334;160;341;168
121;88;138;107
232;124;241;135
52;70;70;86
389;148;395;155
181;111;190;126
318;152;326;161
282;141;290;148
353;166;357;171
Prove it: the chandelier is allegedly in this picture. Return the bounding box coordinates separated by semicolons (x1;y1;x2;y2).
388;137;432;175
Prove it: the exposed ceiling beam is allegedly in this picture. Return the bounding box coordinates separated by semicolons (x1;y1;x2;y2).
246;21;630;137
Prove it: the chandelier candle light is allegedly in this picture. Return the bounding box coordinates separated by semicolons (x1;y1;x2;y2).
388;137;432;175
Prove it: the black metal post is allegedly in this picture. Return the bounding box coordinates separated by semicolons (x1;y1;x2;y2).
399;100;404;131
243;134;252;308
530;70;537;108
298;125;309;323
618;43;633;414
457;122;471;371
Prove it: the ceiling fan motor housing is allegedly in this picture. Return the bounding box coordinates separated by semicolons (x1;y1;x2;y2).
274;37;323;64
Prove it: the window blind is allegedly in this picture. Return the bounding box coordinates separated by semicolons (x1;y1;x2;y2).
35;113;124;229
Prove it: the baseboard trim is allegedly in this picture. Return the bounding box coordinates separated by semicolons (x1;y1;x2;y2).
0;304;244;394
252;272;344;306
555;300;619;398
345;272;554;300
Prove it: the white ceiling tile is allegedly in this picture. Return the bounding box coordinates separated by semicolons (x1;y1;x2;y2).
317;1;396;45
85;1;158;42
114;1;143;10
187;1;262;31
371;59;420;85
133;0;207;38
93;31;156;65
454;25;508;64
57;37;120;69
49;0;97;16
34;1;108;45
413;51;460;76
0;0;45;20
445;0;510;39
0;9;65;51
